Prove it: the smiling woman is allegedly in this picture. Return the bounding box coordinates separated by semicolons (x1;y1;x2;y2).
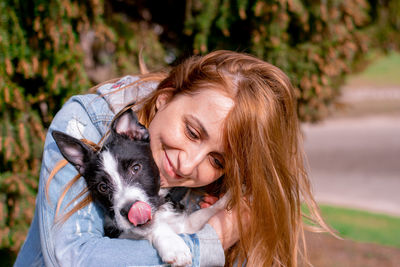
15;50;332;267
148;89;233;188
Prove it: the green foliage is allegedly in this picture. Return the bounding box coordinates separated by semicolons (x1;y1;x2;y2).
0;0;91;253
347;51;400;86
367;0;400;51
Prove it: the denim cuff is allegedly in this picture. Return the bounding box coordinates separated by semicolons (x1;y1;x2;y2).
197;224;225;266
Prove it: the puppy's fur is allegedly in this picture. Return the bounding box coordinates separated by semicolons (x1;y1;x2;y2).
52;109;227;266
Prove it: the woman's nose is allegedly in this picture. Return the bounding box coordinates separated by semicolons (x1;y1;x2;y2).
177;149;206;177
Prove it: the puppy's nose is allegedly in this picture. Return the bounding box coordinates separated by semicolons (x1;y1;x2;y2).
120;203;131;218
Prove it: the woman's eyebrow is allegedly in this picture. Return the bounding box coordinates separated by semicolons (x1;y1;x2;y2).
187;115;209;139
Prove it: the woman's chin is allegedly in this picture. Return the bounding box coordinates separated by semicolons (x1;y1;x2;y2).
160;174;177;188
160;174;190;188
160;175;169;188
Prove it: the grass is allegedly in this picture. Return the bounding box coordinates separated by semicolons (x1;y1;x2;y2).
346;51;400;87
306;205;400;248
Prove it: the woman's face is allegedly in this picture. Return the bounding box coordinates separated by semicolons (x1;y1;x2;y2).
148;89;234;188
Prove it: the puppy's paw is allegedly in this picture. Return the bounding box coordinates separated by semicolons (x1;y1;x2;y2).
155;235;192;267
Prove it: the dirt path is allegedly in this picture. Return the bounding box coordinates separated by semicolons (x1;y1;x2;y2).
306;232;400;267
302;85;400;266
302;86;400;217
302;115;400;216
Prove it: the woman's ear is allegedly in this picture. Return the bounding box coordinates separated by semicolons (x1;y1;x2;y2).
155;92;172;111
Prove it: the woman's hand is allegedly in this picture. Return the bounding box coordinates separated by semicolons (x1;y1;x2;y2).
207;206;240;251
199;193;219;209
200;192;250;250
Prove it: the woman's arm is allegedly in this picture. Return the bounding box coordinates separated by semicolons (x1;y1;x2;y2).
36;95;225;267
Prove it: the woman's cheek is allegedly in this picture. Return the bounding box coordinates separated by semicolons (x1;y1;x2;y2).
198;166;221;186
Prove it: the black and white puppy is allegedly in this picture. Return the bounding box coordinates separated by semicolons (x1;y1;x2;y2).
52;109;227;266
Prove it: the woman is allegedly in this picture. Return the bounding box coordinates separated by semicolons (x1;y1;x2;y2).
15;50;329;266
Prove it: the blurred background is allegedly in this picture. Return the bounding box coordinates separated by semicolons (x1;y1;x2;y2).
0;0;399;266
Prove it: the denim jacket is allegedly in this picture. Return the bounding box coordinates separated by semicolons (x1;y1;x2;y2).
14;76;225;267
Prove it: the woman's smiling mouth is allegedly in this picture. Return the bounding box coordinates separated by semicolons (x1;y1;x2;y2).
163;150;184;180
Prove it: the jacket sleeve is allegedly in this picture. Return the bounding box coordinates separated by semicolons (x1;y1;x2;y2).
38;95;225;267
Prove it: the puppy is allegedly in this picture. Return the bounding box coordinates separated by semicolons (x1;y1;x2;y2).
52;109;228;266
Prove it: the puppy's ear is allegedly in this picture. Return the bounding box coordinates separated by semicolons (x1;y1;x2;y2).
52;131;94;175
111;109;149;141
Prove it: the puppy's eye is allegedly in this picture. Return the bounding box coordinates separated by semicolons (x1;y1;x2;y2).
131;163;142;174
98;182;108;193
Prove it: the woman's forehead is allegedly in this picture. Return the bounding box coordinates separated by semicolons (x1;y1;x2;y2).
175;89;233;118
174;89;233;145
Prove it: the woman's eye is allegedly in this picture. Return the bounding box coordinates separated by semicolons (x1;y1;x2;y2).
131;163;142;174
185;124;199;140
211;156;224;170
98;182;108;194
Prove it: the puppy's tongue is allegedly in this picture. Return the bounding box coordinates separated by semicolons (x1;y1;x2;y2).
127;201;152;226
